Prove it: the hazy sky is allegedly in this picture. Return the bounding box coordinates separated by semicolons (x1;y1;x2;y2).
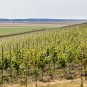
0;0;87;19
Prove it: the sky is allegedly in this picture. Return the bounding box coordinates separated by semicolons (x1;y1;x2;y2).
0;0;87;19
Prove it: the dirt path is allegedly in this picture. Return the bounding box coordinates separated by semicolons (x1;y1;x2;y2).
2;78;87;87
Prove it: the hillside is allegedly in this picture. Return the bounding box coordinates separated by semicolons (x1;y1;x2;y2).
0;23;87;87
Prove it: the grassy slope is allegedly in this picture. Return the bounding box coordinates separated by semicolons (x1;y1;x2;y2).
0;26;58;36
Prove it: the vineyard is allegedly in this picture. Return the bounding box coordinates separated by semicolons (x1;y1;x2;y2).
0;23;87;87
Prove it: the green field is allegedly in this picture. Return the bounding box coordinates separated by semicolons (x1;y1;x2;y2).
0;26;58;36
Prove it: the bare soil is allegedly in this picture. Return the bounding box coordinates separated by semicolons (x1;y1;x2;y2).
0;22;77;28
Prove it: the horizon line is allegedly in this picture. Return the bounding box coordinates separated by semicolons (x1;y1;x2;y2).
0;18;87;20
